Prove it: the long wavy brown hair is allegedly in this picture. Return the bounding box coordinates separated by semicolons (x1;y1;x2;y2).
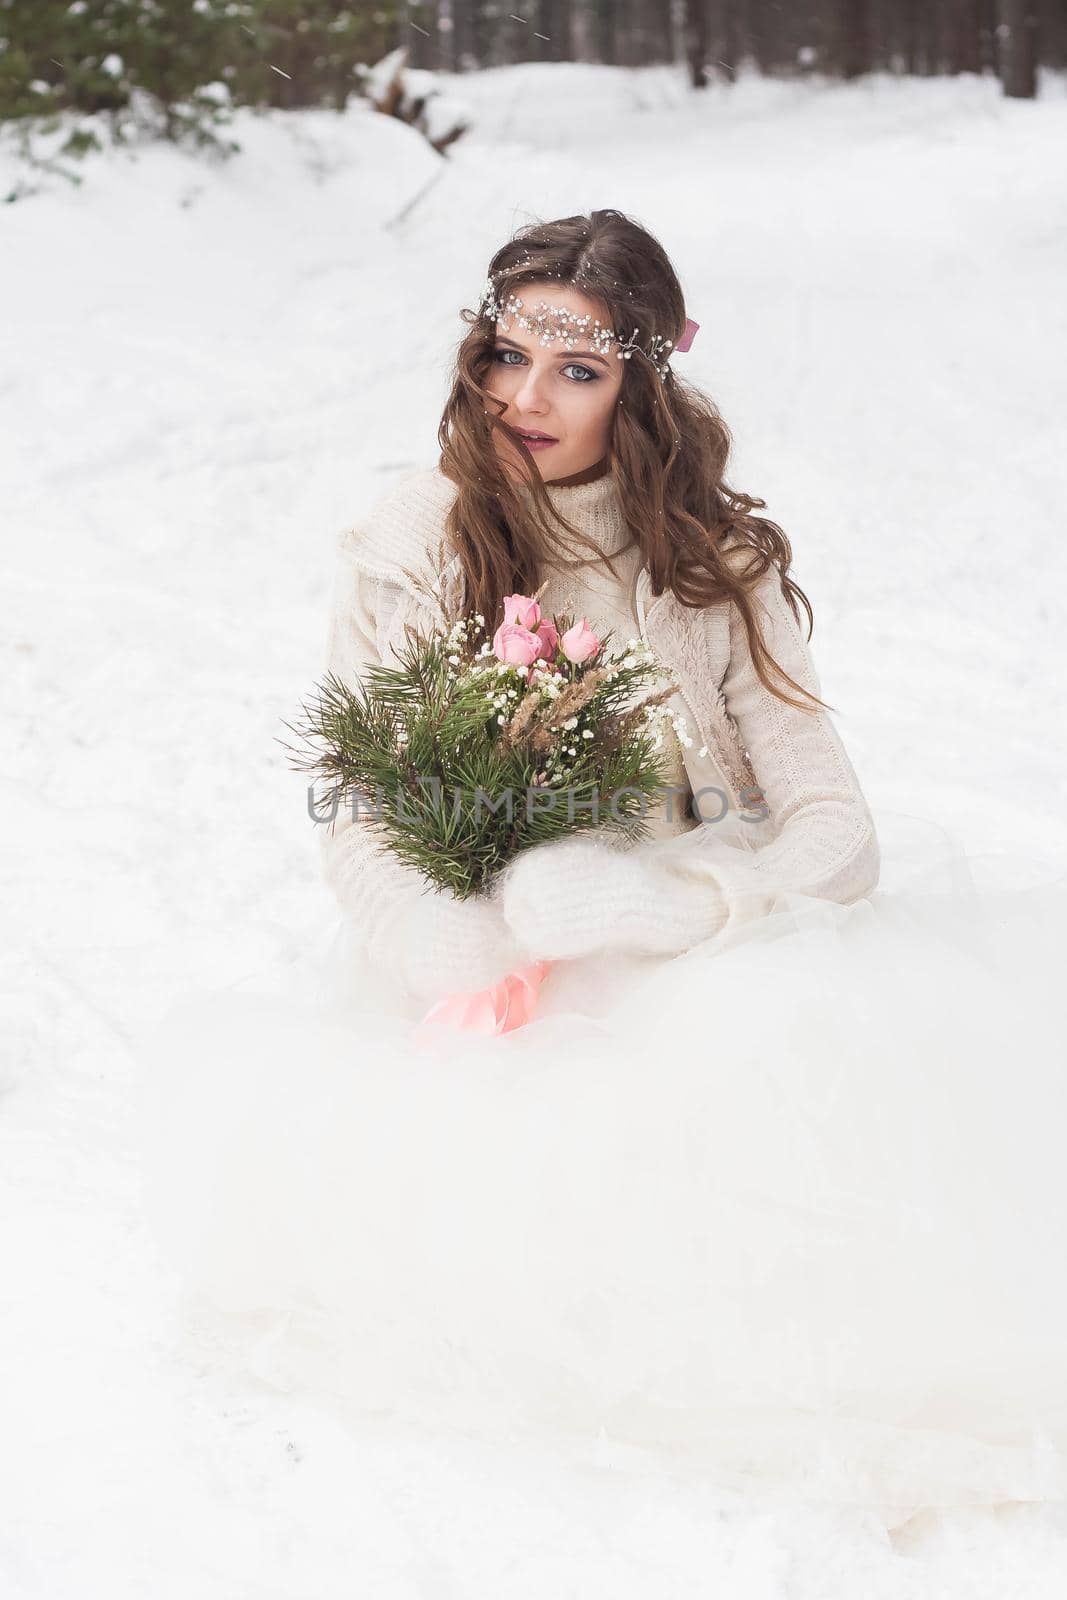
437;207;832;716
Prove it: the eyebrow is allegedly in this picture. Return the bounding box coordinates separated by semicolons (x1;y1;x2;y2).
493;334;612;369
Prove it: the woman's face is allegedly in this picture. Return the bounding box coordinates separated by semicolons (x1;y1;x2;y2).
484;280;625;484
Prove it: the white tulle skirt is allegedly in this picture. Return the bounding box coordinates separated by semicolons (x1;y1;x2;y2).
132;810;1067;1516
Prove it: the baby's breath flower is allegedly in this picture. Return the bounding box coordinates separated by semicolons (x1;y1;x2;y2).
671;713;693;748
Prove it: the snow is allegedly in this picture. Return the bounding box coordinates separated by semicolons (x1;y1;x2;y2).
3;60;1067;1597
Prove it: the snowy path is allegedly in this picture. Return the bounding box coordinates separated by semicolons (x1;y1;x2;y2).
2;64;1067;1596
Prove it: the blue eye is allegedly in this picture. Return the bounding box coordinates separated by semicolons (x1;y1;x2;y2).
491;350;599;384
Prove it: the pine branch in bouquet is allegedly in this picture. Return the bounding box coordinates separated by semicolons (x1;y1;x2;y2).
280;627;508;895
281;598;688;900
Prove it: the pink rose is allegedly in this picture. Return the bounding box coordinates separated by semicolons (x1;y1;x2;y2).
501;593;542;631
560;618;601;664
534;620;558;661
492;621;541;667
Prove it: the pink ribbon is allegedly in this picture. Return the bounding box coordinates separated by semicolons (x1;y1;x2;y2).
415;960;553;1044
675;317;700;353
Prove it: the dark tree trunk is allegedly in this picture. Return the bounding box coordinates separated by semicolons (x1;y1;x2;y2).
942;0;983;70
744;0;774;73
642;0;677;61
998;0;1038;92
1038;0;1067;65
839;0;872;76
593;0;618;64
686;0;711;84
976;0;999;67
863;0;891;71
616;0;640;66
475;1;497;66
898;0;919;71
915;0;936;71
762;0;790;70
535;0;572;63
451;0;474;70
717;0;741;78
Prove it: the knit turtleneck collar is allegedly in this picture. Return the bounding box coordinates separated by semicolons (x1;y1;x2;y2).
514;465;633;563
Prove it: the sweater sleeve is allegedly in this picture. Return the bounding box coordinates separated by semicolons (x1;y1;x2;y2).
685;561;882;920
500;567;880;963
316;526;424;940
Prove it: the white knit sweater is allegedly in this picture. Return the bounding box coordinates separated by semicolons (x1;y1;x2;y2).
318;465;881;1002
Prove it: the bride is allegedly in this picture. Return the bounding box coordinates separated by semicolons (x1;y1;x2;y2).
135;207;1067;1521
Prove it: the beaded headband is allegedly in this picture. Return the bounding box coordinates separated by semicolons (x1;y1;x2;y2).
478;275;699;380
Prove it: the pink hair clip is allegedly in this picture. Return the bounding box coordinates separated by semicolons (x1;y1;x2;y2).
674;317;699;354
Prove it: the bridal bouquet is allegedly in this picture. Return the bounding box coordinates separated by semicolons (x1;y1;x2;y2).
283;589;690;1032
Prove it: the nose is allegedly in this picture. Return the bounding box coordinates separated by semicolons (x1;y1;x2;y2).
511;362;551;415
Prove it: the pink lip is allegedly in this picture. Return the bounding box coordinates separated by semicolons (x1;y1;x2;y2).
518;432;558;449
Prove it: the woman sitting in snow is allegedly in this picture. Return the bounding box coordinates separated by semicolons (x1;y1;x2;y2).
320;205;880;1009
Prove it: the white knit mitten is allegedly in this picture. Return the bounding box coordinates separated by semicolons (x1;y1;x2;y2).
377;880;528;1004
500;831;729;963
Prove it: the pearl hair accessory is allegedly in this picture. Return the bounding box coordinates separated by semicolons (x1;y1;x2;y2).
478;275;697;380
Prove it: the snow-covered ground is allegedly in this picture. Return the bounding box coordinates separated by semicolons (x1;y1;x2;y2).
3;60;1067;1597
